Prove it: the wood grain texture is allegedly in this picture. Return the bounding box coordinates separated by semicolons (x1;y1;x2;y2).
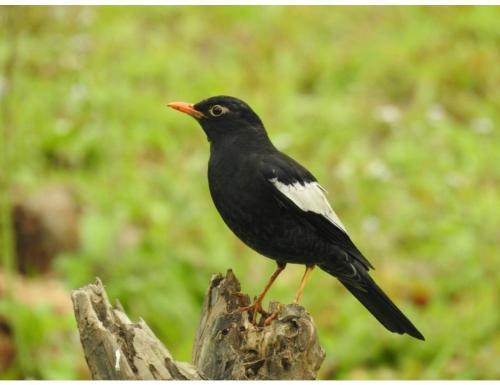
71;278;203;380
72;270;325;380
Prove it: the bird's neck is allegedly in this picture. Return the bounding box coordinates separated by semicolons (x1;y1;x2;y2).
210;129;275;157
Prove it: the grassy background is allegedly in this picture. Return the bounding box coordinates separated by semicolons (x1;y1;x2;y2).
1;5;499;379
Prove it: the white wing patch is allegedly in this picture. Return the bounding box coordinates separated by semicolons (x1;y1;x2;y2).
270;178;347;233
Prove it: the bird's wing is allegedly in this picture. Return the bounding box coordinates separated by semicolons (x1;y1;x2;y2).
260;154;374;270
270;177;348;233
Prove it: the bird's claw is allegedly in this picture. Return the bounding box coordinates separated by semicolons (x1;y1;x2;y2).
236;301;284;326
236;301;269;324
263;304;284;326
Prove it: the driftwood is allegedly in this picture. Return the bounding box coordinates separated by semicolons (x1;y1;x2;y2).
71;270;325;380
71;278;203;380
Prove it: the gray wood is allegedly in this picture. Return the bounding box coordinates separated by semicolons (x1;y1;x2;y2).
71;278;203;380
72;270;325;380
193;269;325;379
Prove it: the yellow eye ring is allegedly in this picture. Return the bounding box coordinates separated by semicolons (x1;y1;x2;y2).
209;105;227;117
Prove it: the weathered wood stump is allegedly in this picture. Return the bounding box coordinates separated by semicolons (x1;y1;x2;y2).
13;184;80;275
71;270;325;380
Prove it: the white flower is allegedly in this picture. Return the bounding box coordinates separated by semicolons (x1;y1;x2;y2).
362;216;380;233
471;117;493;135
375;104;401;125
426;104;446;123
335;160;354;179
366;159;392;181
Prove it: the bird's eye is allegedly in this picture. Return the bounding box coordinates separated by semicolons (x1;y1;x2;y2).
209;105;227;117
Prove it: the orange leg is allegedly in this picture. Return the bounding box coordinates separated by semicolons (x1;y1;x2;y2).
239;262;286;323
263;303;284;326
264;265;315;326
293;265;315;304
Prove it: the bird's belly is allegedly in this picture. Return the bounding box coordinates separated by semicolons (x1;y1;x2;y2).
209;182;330;265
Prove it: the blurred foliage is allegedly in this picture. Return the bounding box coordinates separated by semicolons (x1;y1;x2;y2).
0;5;499;380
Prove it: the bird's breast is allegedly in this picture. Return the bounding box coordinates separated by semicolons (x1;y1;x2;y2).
206;149;335;264
208;156;280;244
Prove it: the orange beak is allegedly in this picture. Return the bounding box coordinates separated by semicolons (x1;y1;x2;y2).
167;102;205;119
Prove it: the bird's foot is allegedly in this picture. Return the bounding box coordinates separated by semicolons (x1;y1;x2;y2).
237;300;269;324
263;304;284;326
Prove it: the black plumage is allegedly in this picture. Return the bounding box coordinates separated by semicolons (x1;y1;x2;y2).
168;95;424;340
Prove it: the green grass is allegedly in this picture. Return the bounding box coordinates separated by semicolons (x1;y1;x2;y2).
0;5;499;379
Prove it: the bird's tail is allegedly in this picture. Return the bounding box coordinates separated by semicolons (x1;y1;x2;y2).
319;262;425;340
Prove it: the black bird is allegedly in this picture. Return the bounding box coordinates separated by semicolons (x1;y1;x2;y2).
168;96;424;340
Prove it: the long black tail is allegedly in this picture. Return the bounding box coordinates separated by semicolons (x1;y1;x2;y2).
320;263;425;340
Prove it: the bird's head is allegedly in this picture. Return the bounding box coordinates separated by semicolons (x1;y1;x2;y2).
168;95;266;143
